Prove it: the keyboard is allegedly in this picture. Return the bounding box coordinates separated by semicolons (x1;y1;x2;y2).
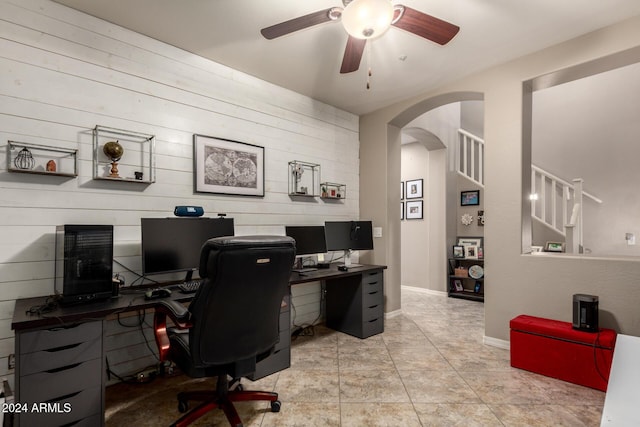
178;280;202;294
293;267;317;273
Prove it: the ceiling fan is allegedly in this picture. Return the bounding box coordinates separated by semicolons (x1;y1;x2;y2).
261;0;460;74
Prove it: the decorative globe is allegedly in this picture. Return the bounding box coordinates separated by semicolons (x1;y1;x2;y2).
103;140;124;161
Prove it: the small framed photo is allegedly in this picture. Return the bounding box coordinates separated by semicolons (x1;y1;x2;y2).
401;181;404;200
405;200;423;220
401;202;404;220
461;190;480;206
453;279;464;292
452;245;465;259
531;246;543;254
458;236;483;247
464;245;479;259
544;241;565;252
406;179;423;199
477;247;484;259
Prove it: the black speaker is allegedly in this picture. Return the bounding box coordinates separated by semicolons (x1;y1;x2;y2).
55;225;114;304
174;206;204;217
572;294;599;332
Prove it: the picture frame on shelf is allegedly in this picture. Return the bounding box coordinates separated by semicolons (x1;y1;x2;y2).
193;134;264;197
405;178;423;199
405;200;423;220
544;241;565;252
457;236;483;248
453;279;464;292
461;190;480;206
464;245;479;259
478;247;484;259
452;245;465;259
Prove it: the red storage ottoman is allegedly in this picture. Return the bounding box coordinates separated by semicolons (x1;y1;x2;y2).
510;315;616;391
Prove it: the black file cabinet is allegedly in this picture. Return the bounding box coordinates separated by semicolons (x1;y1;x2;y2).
325;268;384;338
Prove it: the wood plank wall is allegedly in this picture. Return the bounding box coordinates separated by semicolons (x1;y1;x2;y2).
0;0;359;386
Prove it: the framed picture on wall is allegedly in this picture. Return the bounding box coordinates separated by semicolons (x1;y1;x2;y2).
401;181;404;200
461;190;480;206
401;202;404;220
405;200;423;220
193;134;264;196
457;236;483;247
405;178;423;199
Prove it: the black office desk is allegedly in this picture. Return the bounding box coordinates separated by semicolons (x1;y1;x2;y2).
11;263;385;427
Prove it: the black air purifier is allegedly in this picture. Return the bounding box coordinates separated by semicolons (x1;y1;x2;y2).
55;225;114;304
572;294;599;332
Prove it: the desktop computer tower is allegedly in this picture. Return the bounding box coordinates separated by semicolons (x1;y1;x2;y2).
55;225;114;304
572;294;599;332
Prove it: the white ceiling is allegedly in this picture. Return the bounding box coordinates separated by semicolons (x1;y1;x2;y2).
52;0;640;115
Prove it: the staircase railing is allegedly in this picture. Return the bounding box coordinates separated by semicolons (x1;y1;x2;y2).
456;129;484;187
530;165;602;251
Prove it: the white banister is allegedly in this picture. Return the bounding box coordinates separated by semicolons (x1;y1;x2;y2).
457;129;484;187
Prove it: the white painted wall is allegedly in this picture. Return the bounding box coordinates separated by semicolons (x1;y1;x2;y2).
0;0;359;386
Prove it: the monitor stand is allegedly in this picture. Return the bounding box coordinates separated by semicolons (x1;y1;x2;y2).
342;250;361;268
292;257;317;273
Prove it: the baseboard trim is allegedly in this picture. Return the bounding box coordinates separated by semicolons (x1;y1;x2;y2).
385;308;403;319
401;285;448;297
484;335;510;350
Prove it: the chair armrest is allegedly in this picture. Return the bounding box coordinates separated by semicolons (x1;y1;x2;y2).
153;299;192;361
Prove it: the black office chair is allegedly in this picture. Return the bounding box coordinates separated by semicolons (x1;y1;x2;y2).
153;235;295;427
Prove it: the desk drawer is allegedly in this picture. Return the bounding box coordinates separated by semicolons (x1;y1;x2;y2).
362;316;384;338
20;357;102;404
362;270;382;286
19;321;102;354
363;302;384;322
18;385;102;427
363;288;383;307
20;336;101;376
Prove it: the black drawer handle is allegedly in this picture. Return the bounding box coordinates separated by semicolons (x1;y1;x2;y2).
368;304;378;309
45;390;81;404
367;281;378;286
44;343;82;353
45;362;82;374
368;291;378;296
368;318;379;323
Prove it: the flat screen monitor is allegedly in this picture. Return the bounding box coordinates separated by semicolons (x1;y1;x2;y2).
285;226;327;256
141;217;234;279
324;220;374;251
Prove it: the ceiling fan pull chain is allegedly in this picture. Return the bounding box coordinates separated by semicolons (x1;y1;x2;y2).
366;41;372;90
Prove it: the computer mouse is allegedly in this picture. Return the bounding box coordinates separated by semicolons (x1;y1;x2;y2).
145;288;172;300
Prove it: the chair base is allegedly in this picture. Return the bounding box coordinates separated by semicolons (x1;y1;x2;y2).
171;377;280;427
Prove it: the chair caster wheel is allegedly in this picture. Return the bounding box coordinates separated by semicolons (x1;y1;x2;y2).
178;400;188;413
270;400;281;413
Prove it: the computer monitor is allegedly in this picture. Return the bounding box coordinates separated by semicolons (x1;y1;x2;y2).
285;226;327;256
285;225;327;271
141;217;234;281
324;220;374;267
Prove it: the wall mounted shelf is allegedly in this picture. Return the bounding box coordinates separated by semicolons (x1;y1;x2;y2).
7;141;77;178
321;182;346;200
288;160;320;197
93;125;155;184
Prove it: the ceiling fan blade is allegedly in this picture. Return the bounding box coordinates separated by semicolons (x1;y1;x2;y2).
340;36;366;74
261;8;336;40
393;6;459;45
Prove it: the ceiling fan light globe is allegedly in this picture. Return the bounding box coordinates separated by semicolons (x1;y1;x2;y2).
341;0;394;40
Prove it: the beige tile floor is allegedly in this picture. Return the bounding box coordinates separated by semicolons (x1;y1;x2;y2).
106;289;605;426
